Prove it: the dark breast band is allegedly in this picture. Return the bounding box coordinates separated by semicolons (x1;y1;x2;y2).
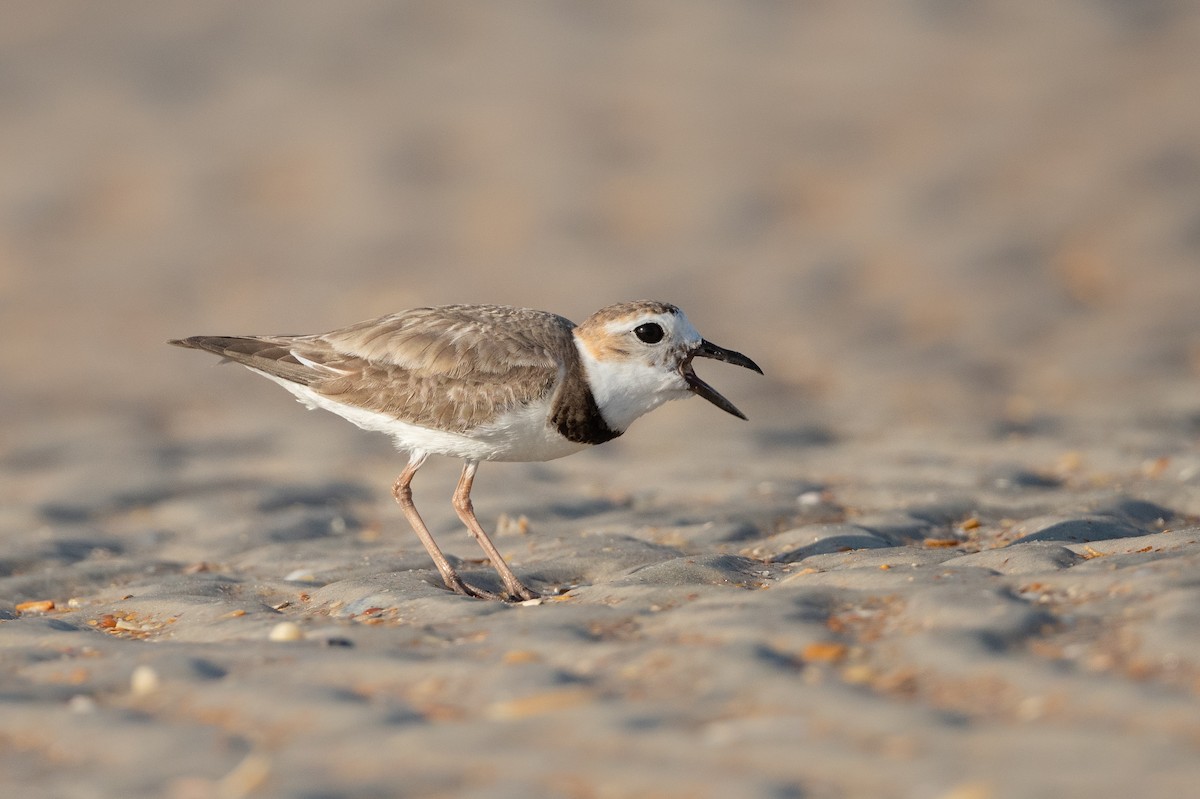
550;347;622;446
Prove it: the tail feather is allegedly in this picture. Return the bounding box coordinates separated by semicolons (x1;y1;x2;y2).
168;335;318;385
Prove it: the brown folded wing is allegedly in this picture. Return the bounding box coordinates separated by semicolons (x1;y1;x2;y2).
171;305;578;433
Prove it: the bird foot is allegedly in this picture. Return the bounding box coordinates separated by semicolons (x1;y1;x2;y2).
504;583;541;602
442;574;540;602
440;574;539;602
443;576;502;602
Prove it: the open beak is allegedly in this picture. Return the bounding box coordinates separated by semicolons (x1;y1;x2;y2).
683;339;764;420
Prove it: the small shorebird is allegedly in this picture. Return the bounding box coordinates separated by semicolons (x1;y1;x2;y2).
170;301;761;601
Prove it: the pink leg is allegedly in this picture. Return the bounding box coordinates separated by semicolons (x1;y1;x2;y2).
391;453;499;600
452;461;539;601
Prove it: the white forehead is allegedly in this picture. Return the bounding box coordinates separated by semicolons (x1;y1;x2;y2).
601;307;702;345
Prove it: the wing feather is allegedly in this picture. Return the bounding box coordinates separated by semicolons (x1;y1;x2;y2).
319;305;571;373
172;305;578;433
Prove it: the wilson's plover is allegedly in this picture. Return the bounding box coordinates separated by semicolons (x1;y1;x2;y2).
170;301;761;601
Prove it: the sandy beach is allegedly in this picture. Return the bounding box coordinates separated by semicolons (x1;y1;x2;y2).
3;3;1200;797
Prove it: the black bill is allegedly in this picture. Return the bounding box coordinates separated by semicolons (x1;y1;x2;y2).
683;339;763;420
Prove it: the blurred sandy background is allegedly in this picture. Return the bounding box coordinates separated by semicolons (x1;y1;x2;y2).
4;1;1198;431
3;3;1200;798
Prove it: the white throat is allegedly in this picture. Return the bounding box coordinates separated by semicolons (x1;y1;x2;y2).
573;336;691;433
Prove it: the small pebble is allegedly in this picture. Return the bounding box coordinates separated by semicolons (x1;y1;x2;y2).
801;641;848;663
841;664;875;685
798;490;824;506
268;621;305;642
130;665;161;696
283;569;319;583
218;753;272;798
1016;695;1046;721
68;695;97;714
502;650;540;664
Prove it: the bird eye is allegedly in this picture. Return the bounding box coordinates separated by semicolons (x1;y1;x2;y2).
634;322;664;344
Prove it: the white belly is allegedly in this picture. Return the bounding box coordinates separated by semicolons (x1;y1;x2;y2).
255;370;590;462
